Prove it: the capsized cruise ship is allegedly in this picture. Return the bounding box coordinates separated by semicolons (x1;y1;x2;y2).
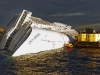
0;10;78;56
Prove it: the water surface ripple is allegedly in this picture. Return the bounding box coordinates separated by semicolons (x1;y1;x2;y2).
68;48;100;75
0;48;100;75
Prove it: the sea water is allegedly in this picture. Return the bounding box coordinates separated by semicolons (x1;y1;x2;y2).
0;48;100;75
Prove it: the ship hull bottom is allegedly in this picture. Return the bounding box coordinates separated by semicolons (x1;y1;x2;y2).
73;41;100;48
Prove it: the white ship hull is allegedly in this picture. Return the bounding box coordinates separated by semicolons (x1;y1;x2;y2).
12;28;70;56
0;10;77;57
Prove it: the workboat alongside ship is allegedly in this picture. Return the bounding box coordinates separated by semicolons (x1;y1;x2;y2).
0;10;77;56
73;27;100;47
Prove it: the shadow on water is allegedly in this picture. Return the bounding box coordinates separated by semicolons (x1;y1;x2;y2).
68;48;100;75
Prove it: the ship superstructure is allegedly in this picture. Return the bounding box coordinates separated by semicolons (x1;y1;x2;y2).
0;10;32;51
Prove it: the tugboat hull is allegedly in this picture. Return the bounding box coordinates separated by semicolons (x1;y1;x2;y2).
73;41;100;48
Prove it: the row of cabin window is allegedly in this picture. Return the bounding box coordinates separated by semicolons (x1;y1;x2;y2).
81;35;100;37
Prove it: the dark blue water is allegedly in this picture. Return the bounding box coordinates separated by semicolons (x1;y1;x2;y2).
68;48;100;75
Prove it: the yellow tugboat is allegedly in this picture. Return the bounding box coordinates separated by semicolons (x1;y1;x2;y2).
73;27;100;48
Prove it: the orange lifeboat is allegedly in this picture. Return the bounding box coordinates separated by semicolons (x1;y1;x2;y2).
64;43;73;48
64;43;73;51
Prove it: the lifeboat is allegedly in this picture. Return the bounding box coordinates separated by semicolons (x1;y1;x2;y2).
64;43;73;48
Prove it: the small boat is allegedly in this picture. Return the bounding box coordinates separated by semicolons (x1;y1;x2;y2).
64;43;73;48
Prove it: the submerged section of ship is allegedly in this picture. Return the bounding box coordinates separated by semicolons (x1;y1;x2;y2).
0;10;77;56
73;27;100;47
